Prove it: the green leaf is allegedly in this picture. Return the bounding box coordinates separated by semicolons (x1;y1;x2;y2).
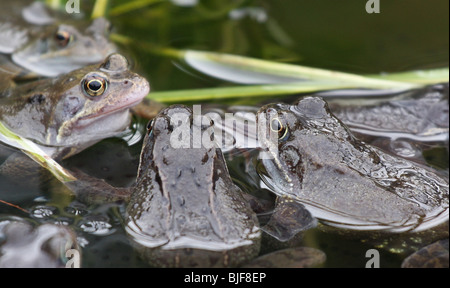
108;0;163;17
148;81;354;103
92;0;109;19
368;68;449;84
182;50;418;89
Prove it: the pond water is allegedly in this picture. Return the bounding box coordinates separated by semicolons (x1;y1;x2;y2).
0;0;448;268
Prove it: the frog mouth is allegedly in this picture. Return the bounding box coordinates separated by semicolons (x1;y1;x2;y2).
56;81;149;144
77;79;150;122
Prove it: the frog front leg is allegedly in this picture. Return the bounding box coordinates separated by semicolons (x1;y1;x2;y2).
262;196;317;242
64;169;132;205
0;152;49;184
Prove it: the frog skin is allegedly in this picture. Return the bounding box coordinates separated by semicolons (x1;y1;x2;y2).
123;105;261;268
401;239;449;268
0;53;149;177
328;83;449;143
0;0;116;77
256;96;449;234
0;217;79;268
204;83;448;165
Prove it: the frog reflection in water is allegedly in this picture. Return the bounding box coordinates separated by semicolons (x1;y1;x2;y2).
0;53;149;180
256;97;449;240
124;106;261;268
0;218;79;268
0;0;116;77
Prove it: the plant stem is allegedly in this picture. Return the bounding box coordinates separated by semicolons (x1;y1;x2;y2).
109;0;163;17
45;0;61;10
147;82;354;103
0;122;76;183
92;0;109;19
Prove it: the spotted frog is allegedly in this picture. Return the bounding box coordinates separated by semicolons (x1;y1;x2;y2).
121;105;261;267
0;53;149;179
256;96;449;238
0;0;115;77
0;217;78;268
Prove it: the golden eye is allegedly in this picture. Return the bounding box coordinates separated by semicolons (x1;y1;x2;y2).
55;30;73;47
83;76;107;97
270;117;289;140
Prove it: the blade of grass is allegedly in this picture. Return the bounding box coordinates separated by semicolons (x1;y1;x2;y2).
0;122;76;183
368;68;449;84
182;50;418;89
45;0;62;10
92;0;109;19
108;0;164;17
147;82;359;103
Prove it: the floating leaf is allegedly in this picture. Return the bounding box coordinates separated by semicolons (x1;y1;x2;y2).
182;50;418;89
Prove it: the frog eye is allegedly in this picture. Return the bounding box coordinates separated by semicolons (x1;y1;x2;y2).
146;120;155;136
55;30;74;47
147;120;154;131
270;117;289;141
83;75;108;97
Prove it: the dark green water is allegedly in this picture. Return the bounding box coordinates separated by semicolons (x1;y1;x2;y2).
111;0;449;94
0;0;448;268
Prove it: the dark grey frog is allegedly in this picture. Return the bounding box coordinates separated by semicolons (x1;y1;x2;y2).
256;96;449;239
125;105;261;267
0;0;115;77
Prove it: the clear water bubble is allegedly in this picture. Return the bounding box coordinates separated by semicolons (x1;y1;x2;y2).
390;140;419;158
51;217;74;226
79;216;114;236
30;206;57;219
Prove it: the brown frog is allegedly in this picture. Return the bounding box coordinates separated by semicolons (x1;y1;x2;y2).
0;0;116;77
0;53;149;180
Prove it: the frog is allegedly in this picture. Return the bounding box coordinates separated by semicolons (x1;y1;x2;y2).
327;83;449;168
66;105;261;267
0;217;79;268
0;53;150;181
328;83;449;141
242;246;326;268
401;239;449;268
0;0;116;77
255;96;449;243
122;105;261;268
